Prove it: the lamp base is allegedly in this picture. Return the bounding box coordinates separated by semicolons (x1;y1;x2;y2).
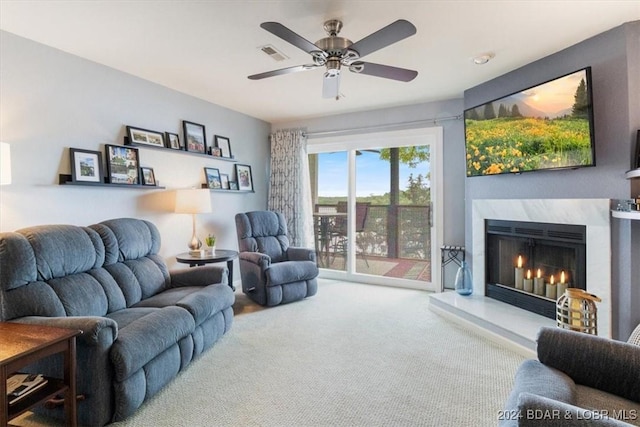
189;249;205;257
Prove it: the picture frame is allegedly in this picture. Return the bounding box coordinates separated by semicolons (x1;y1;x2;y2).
229;181;238;190
126;126;165;148
141;167;156;186
70;148;103;183
204;167;222;189
210;147;222;157
220;173;230;189
634;129;640;169
105;144;140;185
183;120;207;154
214;135;232;158
235;163;254;192
165;132;182;150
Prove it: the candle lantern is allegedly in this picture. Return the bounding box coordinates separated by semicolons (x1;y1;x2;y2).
556;288;601;335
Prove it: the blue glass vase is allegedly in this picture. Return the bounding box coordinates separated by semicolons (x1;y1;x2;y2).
455;261;473;296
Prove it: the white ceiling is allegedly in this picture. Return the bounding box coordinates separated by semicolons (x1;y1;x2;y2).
1;1;639;124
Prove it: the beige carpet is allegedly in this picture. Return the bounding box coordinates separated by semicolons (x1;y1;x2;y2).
14;280;525;427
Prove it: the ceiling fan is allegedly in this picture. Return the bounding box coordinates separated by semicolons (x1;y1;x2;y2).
248;19;418;99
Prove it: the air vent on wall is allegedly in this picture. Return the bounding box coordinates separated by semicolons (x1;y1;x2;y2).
260;44;288;62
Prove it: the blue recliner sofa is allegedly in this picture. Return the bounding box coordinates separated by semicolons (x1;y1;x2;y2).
0;218;235;426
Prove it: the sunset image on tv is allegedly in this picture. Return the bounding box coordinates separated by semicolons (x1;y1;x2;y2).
464;68;594;177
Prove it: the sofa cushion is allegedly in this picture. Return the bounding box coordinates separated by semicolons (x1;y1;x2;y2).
109;306;195;381
574;385;640;426
0;231;37;292
134;284;234;326
266;260;319;287
17;225;104;280
48;272;109;316
106;306;159;330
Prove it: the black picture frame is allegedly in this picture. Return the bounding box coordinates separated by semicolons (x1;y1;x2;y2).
183;121;207;154
229;181;238;190
634;129;640;169
235;163;254;192
125;126;165;148
105;144;140;185
204;167;222;189
165;132;182;150
70;148;103;183
141;167;156;186
214;135;232;158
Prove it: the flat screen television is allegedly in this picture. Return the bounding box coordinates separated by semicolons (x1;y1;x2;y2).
464;67;595;177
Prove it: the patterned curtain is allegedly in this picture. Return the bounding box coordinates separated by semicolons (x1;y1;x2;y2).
268;129;314;248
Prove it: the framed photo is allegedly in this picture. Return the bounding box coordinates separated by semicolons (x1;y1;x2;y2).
634;129;640;169
183;121;206;154
70;148;103;183
229;181;238;190
204;167;222;189
105;144;140;185
165;132;181;150
235;163;254;192
141;167;156;186
214;135;232;158
210;147;222;157
220;173;230;189
126;126;165;148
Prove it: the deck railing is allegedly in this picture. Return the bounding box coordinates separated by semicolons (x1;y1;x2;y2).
314;204;431;260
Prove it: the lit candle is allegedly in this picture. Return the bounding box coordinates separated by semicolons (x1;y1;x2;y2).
546;274;557;299
557;271;568;299
534;268;545;296
514;255;524;290
523;269;533;292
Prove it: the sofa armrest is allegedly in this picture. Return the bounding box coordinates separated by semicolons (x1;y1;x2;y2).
537;327;640;403
239;252;271;270
170;265;228;287
287;247;317;263
11;315;118;347
515;392;633;426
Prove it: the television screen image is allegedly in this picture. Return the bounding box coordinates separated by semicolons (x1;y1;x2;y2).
464;67;595;177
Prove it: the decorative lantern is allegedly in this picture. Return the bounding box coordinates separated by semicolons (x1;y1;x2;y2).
556;288;601;335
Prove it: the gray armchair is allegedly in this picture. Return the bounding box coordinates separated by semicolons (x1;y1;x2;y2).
235;211;318;306
501;325;640;426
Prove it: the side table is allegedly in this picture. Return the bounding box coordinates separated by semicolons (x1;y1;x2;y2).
176;249;239;291
1;322;81;427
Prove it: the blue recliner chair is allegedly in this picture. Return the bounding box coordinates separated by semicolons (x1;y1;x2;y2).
235;211;318;306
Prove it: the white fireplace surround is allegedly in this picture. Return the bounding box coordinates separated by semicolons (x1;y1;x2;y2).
472;199;611;337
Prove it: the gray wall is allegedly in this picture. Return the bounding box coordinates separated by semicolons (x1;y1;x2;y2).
463;21;640;339
0;31;271;279
275;98;467;252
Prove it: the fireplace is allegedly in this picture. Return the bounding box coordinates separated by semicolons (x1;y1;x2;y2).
471;199;611;337
485;219;587;319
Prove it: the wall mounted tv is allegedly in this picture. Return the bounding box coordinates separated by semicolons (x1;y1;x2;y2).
464;67;595;177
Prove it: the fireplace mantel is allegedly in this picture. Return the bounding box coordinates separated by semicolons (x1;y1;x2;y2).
472;199;611;337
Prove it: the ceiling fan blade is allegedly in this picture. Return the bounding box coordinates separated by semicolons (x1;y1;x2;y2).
248;64;318;80
349;19;416;58
322;72;341;99
260;22;322;54
350;62;418;82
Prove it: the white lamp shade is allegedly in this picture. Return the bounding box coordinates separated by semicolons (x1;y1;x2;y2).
0;142;11;185
174;189;212;214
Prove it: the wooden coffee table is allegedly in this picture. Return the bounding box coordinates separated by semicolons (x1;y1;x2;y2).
1;322;81;427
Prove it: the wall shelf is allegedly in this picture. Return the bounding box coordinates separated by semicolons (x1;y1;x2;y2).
625;168;640;179
58;174;166;190
611;210;640;220
200;184;254;193
125;139;238;162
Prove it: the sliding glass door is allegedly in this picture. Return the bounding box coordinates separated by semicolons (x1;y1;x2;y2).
308;127;443;291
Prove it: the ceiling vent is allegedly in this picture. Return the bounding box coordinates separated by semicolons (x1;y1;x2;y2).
260;44;288;62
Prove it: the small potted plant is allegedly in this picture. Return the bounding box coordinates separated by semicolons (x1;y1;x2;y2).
205;233;216;254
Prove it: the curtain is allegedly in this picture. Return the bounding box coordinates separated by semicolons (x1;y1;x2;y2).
268;129;314;248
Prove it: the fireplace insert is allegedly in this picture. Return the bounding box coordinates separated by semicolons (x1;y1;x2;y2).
485;219;586;319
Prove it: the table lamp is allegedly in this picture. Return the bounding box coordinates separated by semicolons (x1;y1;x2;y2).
1;142;11;185
175;188;212;256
